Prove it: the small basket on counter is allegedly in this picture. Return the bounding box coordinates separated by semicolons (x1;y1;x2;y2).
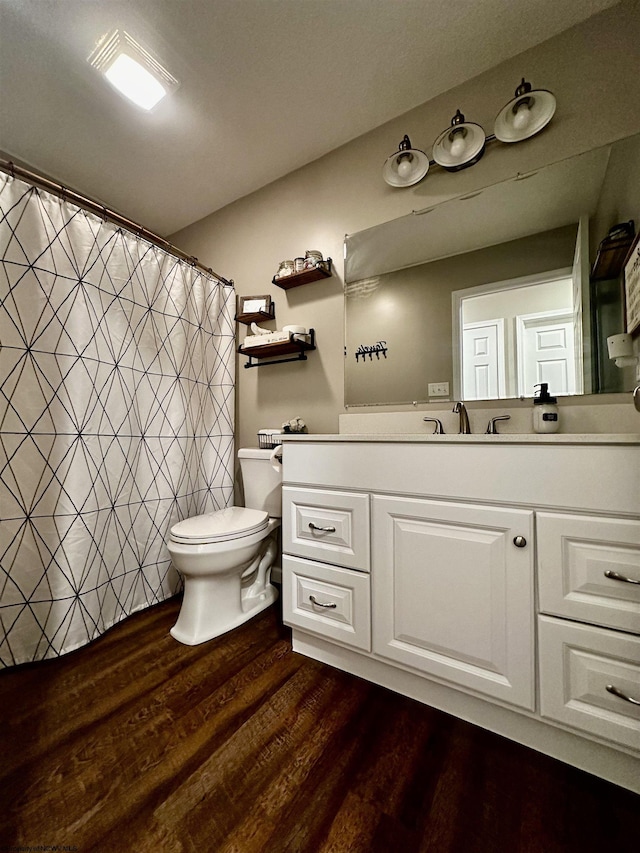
257;429;283;450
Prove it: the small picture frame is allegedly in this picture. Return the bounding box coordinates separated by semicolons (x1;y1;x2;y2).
235;294;274;323
624;233;640;335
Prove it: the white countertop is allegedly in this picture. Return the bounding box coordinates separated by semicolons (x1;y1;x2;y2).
281;433;640;445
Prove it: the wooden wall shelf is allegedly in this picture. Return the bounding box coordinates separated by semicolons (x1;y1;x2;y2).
235;308;276;325
272;259;332;290
238;329;316;368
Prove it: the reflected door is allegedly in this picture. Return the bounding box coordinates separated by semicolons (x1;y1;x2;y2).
517;310;576;396
462;319;506;399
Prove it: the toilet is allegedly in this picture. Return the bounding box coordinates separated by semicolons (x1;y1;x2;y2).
167;446;282;645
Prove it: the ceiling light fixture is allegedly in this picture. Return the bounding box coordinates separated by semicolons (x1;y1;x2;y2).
383;78;556;187
88;29;179;111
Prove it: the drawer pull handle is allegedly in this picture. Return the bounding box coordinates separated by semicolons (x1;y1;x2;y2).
309;595;337;609
606;684;640;706
308;523;336;533
513;536;527;548
605;570;640;585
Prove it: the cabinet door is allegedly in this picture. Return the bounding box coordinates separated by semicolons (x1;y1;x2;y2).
372;496;534;709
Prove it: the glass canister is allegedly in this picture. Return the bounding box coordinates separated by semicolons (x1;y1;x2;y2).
276;260;294;278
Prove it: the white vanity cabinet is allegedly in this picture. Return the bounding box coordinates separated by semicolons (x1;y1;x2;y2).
281;436;640;794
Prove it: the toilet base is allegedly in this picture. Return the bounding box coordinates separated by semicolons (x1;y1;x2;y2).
170;582;278;645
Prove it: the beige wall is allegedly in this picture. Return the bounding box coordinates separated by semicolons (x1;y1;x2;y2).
170;0;640;448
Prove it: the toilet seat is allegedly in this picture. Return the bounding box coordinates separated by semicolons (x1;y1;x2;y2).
169;506;269;545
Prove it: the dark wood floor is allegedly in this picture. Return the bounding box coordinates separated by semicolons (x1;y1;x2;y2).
1;596;638;853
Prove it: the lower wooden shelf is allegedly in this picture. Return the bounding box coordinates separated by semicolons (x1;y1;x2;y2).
238;329;316;367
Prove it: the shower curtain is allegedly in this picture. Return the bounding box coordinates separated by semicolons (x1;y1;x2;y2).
0;173;235;667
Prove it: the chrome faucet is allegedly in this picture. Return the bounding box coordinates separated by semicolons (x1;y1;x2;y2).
486;415;510;434
423;416;445;434
453;401;471;434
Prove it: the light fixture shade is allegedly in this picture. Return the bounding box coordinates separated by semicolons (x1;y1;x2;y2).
494;79;556;143
432;110;486;171
383;135;430;187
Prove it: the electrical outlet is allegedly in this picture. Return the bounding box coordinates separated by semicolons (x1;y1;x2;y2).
428;382;449;397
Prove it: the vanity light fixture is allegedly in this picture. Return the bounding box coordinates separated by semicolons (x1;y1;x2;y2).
382;135;430;187
432;110;486;171
383;78;555;187
88;29;179;110
494;78;556;143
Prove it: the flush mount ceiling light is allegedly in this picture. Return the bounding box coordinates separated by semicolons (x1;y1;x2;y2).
88;29;179;110
383;77;556;187
432;110;486;171
494;79;556;143
382;135;430;187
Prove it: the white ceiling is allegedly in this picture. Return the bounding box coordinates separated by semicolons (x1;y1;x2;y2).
0;0;620;236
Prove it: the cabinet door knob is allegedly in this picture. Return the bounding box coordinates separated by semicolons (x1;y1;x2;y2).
513;535;527;548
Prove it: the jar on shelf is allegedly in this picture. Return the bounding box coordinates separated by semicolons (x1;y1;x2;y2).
276;260;294;278
294;257;305;273
304;249;323;269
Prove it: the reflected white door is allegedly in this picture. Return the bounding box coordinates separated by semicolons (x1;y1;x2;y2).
517;310;576;396
462;319;506;400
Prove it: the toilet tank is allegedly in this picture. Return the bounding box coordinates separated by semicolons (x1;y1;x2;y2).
238;448;282;517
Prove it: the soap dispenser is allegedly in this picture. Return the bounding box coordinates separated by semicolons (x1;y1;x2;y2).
532;383;559;434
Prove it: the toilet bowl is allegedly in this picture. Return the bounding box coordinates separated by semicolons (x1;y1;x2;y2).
167;447;282;645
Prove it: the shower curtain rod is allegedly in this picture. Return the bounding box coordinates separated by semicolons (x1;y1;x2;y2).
0;158;233;287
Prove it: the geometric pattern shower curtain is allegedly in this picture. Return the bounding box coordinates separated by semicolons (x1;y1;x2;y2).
0;173;235;667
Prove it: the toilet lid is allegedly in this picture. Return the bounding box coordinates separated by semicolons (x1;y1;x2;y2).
169;506;269;544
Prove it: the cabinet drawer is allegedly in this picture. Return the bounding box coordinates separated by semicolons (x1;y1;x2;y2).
537;513;640;634
539;615;640;753
282;486;370;571
283;555;371;651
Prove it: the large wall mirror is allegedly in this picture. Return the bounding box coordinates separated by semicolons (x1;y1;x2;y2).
344;132;640;407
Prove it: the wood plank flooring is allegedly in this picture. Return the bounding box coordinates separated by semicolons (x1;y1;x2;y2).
1;595;638;852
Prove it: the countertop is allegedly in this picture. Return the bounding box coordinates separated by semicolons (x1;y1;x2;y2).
280;433;640;445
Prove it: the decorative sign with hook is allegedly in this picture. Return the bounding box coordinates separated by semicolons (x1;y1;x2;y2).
355;341;388;362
